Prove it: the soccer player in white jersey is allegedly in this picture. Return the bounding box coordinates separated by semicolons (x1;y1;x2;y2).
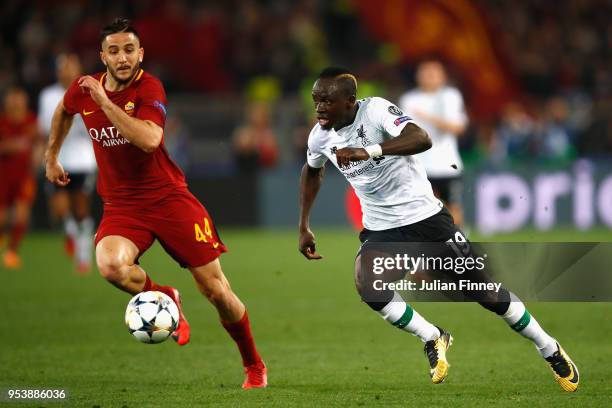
398;60;467;226
298;67;579;391
39;53;97;273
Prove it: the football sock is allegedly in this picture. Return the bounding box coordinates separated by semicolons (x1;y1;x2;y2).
8;222;26;251
65;216;78;241
502;298;557;357
142;276;183;308
222;311;262;367
76;217;94;264
143;274;169;294
378;292;440;342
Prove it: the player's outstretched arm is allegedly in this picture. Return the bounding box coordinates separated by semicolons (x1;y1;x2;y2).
44;100;74;186
298;163;325;260
78;75;162;153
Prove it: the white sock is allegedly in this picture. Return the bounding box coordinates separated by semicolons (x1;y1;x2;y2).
502;298;557;357
378;292;440;342
76;218;94;264
65;216;78;240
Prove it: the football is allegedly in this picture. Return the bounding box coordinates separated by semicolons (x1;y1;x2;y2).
125;291;180;344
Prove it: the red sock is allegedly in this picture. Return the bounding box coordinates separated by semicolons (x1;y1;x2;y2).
143;274;173;296
9;223;26;251
222;311;262;367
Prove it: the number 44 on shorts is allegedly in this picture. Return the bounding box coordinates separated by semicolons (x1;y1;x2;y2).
194;218;219;248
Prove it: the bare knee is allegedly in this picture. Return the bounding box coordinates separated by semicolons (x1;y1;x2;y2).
97;253;128;282
190;259;245;322
190;260;234;306
72;192;91;221
199;275;232;306
50;192;70;220
95;238;137;283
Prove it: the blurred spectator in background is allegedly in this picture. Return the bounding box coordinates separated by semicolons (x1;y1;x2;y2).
495;102;535;161
0;86;41;269
534;97;575;160
495;98;577;163
38;53;96;274
578;98;612;156
398;60;468;226
232;102;279;173
0;0;609;173
485;0;610;100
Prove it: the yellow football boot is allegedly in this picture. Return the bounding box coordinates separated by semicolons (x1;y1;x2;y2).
424;327;453;384
545;343;579;392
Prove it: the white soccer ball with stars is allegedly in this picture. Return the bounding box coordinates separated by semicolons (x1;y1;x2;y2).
125;291;180;344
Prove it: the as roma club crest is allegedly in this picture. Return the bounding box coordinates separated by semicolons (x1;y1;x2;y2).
124;101;135;116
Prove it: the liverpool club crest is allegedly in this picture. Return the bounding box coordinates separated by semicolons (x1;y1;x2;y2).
356;125;370;147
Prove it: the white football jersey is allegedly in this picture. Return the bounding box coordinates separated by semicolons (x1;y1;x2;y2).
39;83;96;173
307;97;442;231
398;86;467;178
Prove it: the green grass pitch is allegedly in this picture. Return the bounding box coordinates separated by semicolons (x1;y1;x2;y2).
2;229;612;407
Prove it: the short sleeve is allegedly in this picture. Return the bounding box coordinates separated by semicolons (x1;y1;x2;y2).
62;79;81;116
136;77;167;128
306;128;328;168
369;97;415;137
443;88;468;125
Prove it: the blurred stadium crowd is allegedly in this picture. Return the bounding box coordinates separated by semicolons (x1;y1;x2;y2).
0;0;611;171
477;0;611;162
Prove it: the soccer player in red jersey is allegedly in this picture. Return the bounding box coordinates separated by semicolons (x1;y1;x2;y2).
43;18;266;389
0;87;40;269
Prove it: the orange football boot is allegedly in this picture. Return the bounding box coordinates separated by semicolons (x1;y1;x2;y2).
166;287;191;346
242;361;267;390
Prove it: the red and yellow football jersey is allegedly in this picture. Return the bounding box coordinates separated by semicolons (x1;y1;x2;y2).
63;70;187;205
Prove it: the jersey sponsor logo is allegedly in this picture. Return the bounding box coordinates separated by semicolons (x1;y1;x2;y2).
393;115;412;126
356;125;371;147
388;105;403;116
83;110;95;116
124;101;135;116
344;161;375;179
88;126;130;148
153;100;167;116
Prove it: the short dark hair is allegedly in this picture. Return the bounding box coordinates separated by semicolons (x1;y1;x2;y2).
317;66;357;97
100;18;139;43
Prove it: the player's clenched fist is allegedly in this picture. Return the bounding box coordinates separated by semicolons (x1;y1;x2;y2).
299;229;323;260
45;159;70;186
335;147;369;168
78;75;110;107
